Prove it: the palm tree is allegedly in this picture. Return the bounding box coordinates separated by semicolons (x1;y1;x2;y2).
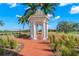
18;3;58;25
18;16;27;28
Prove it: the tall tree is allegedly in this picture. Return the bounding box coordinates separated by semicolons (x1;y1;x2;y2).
72;23;79;31
57;21;73;33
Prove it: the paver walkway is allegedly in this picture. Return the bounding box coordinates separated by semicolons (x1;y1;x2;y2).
16;38;53;56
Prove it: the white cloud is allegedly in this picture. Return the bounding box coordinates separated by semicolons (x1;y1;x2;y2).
54;16;60;20
7;3;17;8
16;15;21;17
59;3;71;6
47;14;52;18
70;5;79;14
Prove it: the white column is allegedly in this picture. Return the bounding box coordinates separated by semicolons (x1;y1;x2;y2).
37;24;38;39
43;21;46;40
42;24;43;38
33;22;37;40
30;23;32;38
47;23;48;39
30;23;33;39
42;20;48;40
46;23;48;39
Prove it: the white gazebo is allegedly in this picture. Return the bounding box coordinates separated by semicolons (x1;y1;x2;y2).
28;10;48;40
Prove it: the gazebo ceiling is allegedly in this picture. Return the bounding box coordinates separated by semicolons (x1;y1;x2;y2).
29;10;48;23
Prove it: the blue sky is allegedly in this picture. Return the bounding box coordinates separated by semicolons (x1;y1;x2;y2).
0;3;79;31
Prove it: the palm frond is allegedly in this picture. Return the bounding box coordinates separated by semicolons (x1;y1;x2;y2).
18;3;58;26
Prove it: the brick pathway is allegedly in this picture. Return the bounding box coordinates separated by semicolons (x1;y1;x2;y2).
16;38;53;56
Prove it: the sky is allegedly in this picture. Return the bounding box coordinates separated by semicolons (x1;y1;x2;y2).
0;3;79;31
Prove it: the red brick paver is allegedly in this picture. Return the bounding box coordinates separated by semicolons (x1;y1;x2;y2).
16;38;53;56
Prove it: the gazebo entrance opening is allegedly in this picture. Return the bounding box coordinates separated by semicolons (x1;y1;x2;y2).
36;24;43;39
29;10;48;40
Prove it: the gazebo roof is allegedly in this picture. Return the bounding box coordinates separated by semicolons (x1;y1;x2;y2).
28;10;48;23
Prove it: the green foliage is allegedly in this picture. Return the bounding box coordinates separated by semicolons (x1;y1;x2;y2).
0;34;18;55
57;21;79;33
60;46;78;56
0;35;18;49
57;21;73;33
0;48;4;55
49;33;61;52
10;39;17;49
49;32;79;56
18;3;58;26
72;23;79;31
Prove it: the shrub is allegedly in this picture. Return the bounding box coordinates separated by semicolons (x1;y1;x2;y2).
59;45;78;56
49;32;79;56
1;36;10;48
49;33;61;52
10;39;17;49
57;21;73;33
0;35;19;55
0;35;18;49
0;48;4;55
